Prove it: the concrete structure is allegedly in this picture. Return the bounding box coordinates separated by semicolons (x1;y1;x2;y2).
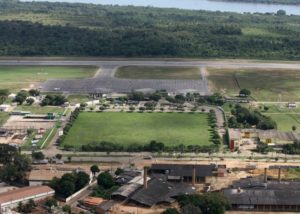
0;105;10;112
0;186;54;213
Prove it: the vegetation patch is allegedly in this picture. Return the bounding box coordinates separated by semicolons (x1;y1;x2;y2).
208;68;300;101
115;66;201;80
0;112;9;126
0;66;97;91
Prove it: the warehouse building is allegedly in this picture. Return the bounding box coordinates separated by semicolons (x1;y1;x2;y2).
150;163;218;183
0;185;55;213
224;168;300;212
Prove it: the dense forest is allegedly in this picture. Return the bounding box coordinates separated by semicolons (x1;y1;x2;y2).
211;0;300;5
1;0;300;59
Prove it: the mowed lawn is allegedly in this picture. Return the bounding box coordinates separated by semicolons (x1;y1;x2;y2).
63;112;211;148
208;68;300;101
115;66;201;80
0;66;97;91
264;114;300;132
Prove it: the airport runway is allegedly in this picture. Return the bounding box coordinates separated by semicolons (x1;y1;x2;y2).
1;59;299;94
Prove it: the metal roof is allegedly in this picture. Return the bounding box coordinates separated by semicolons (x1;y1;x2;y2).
224;188;300;206
151;164;216;177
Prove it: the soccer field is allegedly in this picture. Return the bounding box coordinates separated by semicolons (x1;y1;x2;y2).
0;65;97;91
63;112;211;148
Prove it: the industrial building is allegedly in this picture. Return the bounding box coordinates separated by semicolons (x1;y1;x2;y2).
150;163;218;183
0;186;55;213
224;167;300;212
112;166;197;207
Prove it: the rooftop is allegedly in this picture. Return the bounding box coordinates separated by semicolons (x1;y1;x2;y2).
224;188;300;206
130;177;196;207
151;163;216;177
0;186;54;205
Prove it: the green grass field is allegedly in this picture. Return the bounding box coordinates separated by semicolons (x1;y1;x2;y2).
208;68;300;101
67;95;91;105
115;66;201;80
63;112;211;148
0;66;97;91
14;105;65;114
0;112;9;126
265;114;300;132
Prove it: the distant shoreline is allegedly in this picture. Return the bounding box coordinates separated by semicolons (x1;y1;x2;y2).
209;0;300;6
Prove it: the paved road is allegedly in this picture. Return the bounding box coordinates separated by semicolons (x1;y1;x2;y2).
1;59;300;94
1;59;300;68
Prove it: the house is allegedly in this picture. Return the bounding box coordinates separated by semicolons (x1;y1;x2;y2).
0;186;54;213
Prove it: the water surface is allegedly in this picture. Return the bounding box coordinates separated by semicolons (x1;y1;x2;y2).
21;0;300;15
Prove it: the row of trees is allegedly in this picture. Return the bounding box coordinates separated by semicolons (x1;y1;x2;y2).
56;108;80;146
41;94;67;106
78;140;219;153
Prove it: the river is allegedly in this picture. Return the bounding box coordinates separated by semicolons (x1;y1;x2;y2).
21;0;300;15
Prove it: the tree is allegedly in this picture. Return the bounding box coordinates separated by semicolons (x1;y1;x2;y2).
50;171;89;198
115;168;124;176
0;154;31;185
97;172;114;189
45;198;58;208
32;151;45;160
263;106;269;111
181;204;202;214
129;106;135;111
277;9;286;16
62;205;71;214
292;125;297;131
55;153;62;160
90;165;100;176
75;171;90;189
0;144;18;164
178;193;230;214
130;92;144;101
0;89;9;104
26;98;35;105
41;94;67;106
239;88;251;97
150;92;162;101
29;89;40;97
14;90;28;105
67;156;72;162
